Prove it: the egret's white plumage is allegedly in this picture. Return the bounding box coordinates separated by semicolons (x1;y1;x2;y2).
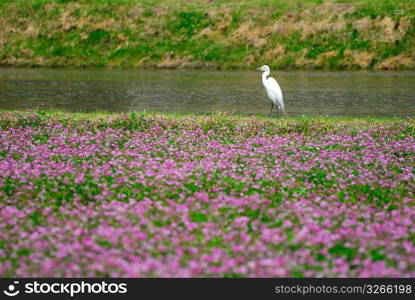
257;65;287;117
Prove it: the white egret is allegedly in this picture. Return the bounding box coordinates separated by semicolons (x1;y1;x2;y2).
257;65;287;117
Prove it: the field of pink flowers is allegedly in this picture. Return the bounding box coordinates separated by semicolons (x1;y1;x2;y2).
0;111;414;277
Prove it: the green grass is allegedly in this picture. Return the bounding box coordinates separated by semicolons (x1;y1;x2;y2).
0;0;413;70
1;109;410;125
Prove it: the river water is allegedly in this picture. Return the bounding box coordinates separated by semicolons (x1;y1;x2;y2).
0;68;414;117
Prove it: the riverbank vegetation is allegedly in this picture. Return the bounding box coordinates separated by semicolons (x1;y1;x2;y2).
0;0;414;70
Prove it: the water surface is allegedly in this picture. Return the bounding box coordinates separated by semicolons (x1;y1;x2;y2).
0;68;414;117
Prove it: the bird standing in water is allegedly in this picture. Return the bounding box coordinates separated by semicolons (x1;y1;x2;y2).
257;65;287;117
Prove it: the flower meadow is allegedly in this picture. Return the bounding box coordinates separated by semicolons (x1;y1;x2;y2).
0;111;414;277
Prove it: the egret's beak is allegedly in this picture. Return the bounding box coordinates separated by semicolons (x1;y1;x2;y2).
256;67;261;71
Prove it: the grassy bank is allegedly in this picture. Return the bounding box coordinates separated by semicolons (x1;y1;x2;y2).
2;109;412;125
0;111;415;276
0;0;414;70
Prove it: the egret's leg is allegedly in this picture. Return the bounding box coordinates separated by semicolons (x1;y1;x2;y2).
269;103;273;117
276;106;279;118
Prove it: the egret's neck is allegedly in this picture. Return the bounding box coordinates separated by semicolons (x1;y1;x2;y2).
262;70;270;85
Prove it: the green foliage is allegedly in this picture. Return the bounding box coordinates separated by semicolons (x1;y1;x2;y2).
189;212;208;222
329;244;358;261
370;248;387;261
171;11;210;37
0;0;413;70
87;30;111;45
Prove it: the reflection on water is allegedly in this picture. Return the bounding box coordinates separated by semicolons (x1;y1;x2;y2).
0;68;414;117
